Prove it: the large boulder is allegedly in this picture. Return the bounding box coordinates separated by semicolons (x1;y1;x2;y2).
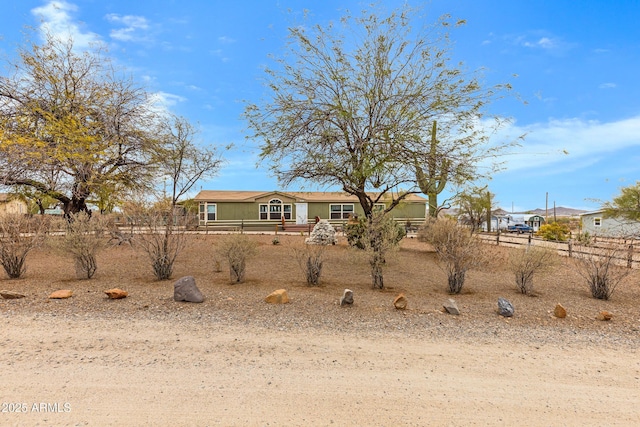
265;289;290;304
173;276;204;303
305;220;337;245
497;297;514;317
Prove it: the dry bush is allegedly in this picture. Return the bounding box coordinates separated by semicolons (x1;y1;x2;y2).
216;233;257;283
574;246;632;300
134;213;186;281
0;214;49;278
421;218;484;294
509;246;557;295
54;213;108;279
293;242;327;286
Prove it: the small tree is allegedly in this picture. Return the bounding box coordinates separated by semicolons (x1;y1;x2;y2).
537;222;570;242
456;187;494;233
574;246;632;300
57;213;107;279
421;218;483;294
509;246;557;295
216;234;257;283
602;181;640;222
0;214;48;278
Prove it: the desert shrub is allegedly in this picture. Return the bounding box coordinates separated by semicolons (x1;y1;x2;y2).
293;242;328;286
356;213;405;289
575;231;592;246
134;213;186;280
345;215;405;250
421;218;483;294
217;233;257;283
536;222;570;242
509;246;557;295
56;213;107;279
0;214;49;278
574;246;632;300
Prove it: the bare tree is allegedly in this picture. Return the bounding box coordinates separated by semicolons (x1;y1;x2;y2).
245;5;516;221
156;115;224;209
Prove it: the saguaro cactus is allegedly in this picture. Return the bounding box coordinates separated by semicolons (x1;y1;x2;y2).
415;121;449;218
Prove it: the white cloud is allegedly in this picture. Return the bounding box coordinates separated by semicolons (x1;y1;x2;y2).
599;82;617;89
31;1;101;49
217;36;236;44
106;13;151;42
493;115;640;174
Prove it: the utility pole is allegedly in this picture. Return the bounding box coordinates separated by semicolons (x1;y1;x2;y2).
545;192;548;223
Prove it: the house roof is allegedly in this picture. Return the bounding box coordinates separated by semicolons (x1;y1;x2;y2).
194;190;427;203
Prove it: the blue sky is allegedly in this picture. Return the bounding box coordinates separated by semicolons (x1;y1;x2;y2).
1;0;638;212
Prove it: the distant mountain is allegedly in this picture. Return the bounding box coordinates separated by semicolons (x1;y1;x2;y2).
506;207;588;217
443;206;588;217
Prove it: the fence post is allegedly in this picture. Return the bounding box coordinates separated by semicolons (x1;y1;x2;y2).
628;243;633;268
496;229;500;246
568;239;573;258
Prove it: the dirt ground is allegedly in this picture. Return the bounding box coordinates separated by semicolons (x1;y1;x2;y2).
1;233;639;426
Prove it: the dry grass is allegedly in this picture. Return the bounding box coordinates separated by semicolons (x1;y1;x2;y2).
1;233;639;344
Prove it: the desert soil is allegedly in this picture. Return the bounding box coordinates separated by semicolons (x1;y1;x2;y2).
1;233;639;426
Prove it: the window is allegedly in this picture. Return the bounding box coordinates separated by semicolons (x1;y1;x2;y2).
373;203;386;212
330;204;354;220
199;203;216;222
259;199;291;220
594;217;602;227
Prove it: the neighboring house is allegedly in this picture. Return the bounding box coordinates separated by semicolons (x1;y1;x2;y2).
580;210;640;238
194;190;427;228
523;214;546;232
0;193;27;215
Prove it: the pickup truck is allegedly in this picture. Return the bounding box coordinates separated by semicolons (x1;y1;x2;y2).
507;224;533;233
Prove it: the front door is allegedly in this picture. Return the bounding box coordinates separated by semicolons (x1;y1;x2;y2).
295;203;308;225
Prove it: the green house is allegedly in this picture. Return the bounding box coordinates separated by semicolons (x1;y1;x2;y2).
194;190;427;230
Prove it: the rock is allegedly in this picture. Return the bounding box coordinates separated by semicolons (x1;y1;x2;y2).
597;311;613;321
443;299;460;315
393;293;407;310
173;276;204;303
265;289;290;304
340;289;353;306
497;297;514;317
49;289;73;299
305;220;337;245
554;303;567;318
104;288;128;299
0;290;26;299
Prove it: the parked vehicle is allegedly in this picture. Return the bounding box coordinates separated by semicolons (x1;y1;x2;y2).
507;224;533;233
